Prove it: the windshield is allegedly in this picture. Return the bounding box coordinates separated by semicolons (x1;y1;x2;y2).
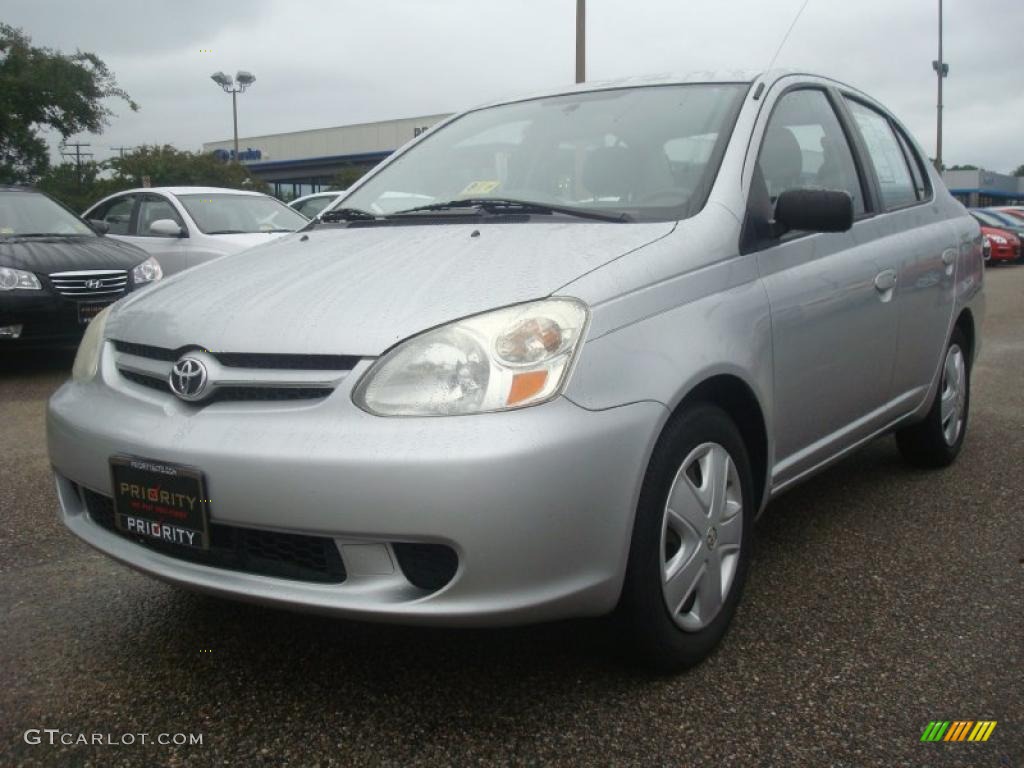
342;84;746;222
0;190;95;237
175;193;309;234
975;210;1021;229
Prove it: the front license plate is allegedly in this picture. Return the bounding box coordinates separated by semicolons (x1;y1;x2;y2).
110;456;210;550
78;301;111;325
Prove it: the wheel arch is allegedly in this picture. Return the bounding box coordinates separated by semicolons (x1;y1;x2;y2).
667;373;770;512
954;307;976;368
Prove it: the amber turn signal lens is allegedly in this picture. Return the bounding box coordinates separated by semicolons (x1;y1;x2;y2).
507;370;549;405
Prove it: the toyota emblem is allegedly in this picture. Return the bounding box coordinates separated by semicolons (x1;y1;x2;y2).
169;357;208;401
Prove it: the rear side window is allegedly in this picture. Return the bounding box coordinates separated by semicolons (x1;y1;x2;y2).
895;129;930;201
845;99;918;210
756;89;866;215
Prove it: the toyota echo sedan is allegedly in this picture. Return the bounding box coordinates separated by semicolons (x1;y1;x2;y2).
83;186;309;276
47;71;983;671
1;187;161;347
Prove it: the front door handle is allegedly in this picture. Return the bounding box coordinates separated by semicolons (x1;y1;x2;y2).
874;269;897;293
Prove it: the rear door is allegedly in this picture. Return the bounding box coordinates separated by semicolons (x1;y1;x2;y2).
747;85;901;488
841;97;957;404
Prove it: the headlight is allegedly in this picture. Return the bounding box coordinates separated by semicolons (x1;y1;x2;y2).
132;256;163;285
72;305;112;383
354;298;588;416
988;235;1008;245
0;266;41;290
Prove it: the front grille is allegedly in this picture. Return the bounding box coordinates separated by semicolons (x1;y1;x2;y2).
113;340;359;371
49;270;128;299
82;488;347;584
393;542;459;592
119;369;332;403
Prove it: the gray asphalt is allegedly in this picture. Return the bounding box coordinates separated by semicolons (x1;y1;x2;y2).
2;268;1022;768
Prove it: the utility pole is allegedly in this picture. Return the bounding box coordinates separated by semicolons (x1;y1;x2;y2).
576;0;585;83
932;0;949;171
110;146;134;158
60;142;93;187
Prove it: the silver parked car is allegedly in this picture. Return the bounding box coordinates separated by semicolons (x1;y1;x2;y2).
83;187;309;275
48;71;983;670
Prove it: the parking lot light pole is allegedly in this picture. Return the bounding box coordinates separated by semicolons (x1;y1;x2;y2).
576;0;585;83
210;71;256;161
931;0;948;170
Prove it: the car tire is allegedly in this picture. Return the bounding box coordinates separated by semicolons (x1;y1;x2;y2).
895;327;971;468
616;403;754;673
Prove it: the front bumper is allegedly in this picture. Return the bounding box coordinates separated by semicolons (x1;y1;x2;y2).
1;290;107;346
47;357;664;626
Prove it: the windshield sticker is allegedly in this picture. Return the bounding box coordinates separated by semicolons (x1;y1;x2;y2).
460;180;500;196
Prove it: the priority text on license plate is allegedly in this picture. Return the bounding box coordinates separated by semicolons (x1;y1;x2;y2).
109;456;210;550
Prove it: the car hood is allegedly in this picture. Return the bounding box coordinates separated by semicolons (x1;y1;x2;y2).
207;231;292;253
108;220;674;356
0;235;149;273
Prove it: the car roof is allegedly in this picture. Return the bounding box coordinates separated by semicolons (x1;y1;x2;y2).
112;186;268;196
467;69;865;111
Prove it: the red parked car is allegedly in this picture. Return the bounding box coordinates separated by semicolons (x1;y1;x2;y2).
980;225;1021;264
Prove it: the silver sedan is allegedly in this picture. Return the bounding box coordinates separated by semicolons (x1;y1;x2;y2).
48;70;983;671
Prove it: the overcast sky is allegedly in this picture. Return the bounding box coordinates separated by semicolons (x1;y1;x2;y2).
4;0;1022;173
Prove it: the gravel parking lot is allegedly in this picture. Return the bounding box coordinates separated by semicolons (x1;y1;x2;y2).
2;268;1021;768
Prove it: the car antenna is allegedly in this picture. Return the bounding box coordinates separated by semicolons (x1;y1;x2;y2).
765;0;814;71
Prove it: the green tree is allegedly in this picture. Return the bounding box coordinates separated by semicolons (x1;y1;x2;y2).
329;165;369;190
1012;164;1024;177
947;164;979;171
36;160;125;213
107;145;268;192
0;24;137;183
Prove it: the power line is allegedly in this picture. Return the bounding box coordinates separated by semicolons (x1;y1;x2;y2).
59;142;93;187
766;0;813;71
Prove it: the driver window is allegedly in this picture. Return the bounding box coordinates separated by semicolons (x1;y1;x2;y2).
756;89;865;215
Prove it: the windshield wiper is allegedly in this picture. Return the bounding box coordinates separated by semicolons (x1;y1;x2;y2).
319;207;379;223
392;198;632;223
205;229;247;235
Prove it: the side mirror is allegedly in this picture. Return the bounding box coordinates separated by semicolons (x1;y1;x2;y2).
86;218;109;235
149;219;185;237
774;189;853;235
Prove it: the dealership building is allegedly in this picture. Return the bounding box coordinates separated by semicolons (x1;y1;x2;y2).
941;168;1024;208
203;113;451;199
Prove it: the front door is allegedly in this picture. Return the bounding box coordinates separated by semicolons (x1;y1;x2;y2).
748;86;900;488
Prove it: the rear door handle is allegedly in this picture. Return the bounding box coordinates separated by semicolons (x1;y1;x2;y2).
874;269;897;292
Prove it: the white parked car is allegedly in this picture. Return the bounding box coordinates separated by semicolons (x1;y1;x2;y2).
83;187;309;275
288;191;347;219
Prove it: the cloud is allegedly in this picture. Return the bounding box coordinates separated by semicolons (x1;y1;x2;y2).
4;0;1021;172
